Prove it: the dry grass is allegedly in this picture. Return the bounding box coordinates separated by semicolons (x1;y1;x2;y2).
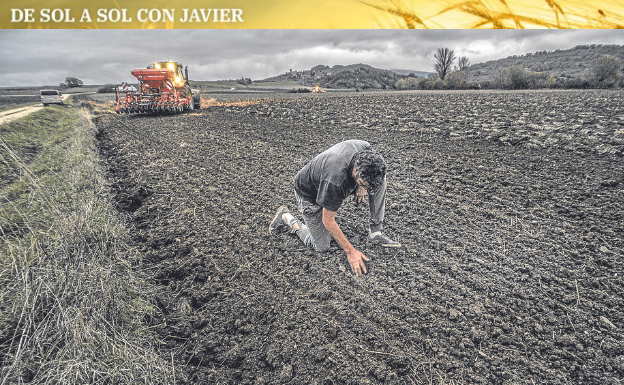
0;104;172;384
360;0;624;28
201;95;261;108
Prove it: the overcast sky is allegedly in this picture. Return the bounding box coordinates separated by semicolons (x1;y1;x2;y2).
0;29;621;87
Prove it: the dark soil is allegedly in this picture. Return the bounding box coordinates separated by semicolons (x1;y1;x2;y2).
94;89;624;385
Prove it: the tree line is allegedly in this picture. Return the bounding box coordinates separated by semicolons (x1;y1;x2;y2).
395;48;623;91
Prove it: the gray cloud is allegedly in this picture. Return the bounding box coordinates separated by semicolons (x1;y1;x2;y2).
0;29;621;86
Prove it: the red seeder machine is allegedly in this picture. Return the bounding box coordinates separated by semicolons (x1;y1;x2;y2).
116;61;201;114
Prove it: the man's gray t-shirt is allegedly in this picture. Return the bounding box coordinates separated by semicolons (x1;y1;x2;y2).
294;140;371;212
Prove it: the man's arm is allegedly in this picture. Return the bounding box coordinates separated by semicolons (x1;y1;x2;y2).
322;208;369;276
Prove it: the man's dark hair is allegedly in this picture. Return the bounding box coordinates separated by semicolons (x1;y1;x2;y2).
351;149;386;190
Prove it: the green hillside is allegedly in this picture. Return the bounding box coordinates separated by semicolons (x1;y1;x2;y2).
258;44;623;90
465;44;624;83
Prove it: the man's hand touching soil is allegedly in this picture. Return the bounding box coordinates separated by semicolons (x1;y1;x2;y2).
347;249;369;276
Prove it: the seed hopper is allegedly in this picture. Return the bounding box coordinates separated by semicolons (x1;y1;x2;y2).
116;61;200;114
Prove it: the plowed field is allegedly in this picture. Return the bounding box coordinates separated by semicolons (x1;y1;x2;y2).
94;89;624;384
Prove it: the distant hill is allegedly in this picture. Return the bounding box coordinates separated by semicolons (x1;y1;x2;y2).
261;64;418;90
258;44;623;90
465;44;624;83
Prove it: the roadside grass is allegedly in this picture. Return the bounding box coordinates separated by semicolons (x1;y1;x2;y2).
0;104;37;114
0;103;172;383
0;97;41;113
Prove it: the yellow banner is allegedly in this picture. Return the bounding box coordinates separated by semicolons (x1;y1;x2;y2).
3;0;624;29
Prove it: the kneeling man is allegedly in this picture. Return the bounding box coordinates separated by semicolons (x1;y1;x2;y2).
269;139;400;276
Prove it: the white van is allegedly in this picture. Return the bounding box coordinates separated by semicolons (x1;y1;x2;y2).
40;89;63;106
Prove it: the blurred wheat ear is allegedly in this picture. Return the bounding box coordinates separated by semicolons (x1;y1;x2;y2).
357;0;428;28
359;0;624;28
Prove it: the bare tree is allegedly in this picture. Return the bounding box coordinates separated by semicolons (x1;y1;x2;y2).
458;56;470;70
433;48;456;80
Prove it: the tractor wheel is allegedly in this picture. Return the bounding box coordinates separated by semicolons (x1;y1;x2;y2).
193;94;201;110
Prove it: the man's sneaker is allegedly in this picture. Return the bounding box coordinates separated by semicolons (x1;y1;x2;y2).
368;231;401;247
269;206;291;236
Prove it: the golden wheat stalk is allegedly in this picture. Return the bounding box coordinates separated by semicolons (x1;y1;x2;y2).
498;0;525;28
361;0;624;28
544;0;567;27
358;0;429;28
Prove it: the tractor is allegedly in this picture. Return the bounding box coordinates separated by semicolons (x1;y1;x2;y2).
116;61;201;114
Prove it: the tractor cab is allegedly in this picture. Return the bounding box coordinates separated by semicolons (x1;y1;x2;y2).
149;61;188;87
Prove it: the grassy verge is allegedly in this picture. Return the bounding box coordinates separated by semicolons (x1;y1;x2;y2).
0;102;172;384
0;97;41;113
